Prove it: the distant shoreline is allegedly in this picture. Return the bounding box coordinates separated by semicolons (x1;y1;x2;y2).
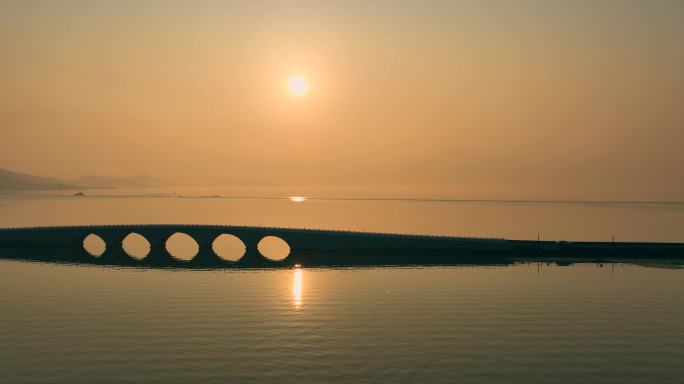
2;191;682;206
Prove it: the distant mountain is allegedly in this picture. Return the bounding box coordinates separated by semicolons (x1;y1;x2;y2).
0;168;82;191
71;175;164;189
0;168;163;191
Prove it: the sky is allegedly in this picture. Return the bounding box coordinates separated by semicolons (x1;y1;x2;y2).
1;0;683;200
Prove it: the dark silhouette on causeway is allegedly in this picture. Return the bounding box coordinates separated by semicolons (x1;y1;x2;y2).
1;224;683;268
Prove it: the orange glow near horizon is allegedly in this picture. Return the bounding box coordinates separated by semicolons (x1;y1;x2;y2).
1;2;683;202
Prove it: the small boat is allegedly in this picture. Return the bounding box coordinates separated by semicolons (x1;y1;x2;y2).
73;191;86;196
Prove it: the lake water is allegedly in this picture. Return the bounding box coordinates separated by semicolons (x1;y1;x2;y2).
1;189;683;242
1;191;683;383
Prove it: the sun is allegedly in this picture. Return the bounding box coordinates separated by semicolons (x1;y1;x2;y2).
287;75;310;97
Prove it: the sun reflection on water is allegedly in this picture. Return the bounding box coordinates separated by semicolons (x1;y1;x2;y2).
293;265;303;309
289;196;307;202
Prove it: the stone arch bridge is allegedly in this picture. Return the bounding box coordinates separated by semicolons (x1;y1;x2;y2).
1;225;683;267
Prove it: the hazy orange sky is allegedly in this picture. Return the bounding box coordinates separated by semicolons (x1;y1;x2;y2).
1;1;683;200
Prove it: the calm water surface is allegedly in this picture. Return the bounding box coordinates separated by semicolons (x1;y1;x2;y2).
1;262;683;383
1;192;683;383
1;190;683;242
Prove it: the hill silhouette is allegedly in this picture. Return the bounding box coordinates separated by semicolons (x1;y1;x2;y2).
0;168;82;191
0;168;162;191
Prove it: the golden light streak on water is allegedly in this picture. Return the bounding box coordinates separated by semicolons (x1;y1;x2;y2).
293;265;303;309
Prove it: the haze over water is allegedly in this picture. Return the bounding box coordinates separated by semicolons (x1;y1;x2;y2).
2;0;684;383
2;1;683;201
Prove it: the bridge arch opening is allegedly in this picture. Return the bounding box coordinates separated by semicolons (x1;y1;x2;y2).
212;234;246;262
257;236;290;261
165;232;199;261
83;234;106;257
122;233;151;260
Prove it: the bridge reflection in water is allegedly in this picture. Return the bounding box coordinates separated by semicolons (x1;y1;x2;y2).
1;224;683;268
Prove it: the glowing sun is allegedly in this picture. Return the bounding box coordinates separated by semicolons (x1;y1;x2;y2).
287;75;309;96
